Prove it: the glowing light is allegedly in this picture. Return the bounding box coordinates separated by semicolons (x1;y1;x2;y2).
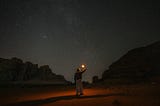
81;64;85;68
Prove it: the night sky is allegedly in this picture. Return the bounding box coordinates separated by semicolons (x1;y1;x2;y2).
0;0;160;82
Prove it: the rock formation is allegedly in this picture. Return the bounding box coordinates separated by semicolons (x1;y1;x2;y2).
92;76;99;83
0;57;69;84
102;41;160;84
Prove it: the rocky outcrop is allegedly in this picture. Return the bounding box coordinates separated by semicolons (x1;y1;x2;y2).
102;41;160;84
92;76;100;83
0;57;69;84
0;57;24;81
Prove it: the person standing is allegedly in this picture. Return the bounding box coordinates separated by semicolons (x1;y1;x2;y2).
74;65;87;96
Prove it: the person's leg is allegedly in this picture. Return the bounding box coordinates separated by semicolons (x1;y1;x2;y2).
79;79;83;95
76;79;82;95
76;80;79;95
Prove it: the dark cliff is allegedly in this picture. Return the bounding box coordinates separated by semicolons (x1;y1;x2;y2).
102;41;160;84
0;57;69;85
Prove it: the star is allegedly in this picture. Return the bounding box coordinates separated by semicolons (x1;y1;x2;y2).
42;35;48;39
40;33;48;39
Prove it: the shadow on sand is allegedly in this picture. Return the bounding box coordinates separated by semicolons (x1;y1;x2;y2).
6;93;126;106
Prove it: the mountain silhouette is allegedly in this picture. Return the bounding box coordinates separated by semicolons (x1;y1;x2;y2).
102;41;160;84
0;57;69;85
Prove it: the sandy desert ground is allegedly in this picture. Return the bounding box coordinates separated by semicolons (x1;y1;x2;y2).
0;84;160;106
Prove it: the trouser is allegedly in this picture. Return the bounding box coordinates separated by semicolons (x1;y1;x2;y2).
76;79;83;94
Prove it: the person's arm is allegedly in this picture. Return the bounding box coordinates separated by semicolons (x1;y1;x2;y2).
81;68;87;73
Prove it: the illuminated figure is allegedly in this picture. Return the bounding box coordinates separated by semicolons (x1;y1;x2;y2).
74;65;87;96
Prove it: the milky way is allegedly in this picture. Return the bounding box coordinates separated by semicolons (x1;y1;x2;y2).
0;0;160;82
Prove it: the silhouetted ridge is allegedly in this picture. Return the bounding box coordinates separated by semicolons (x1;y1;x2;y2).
0;57;69;84
102;41;160;84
